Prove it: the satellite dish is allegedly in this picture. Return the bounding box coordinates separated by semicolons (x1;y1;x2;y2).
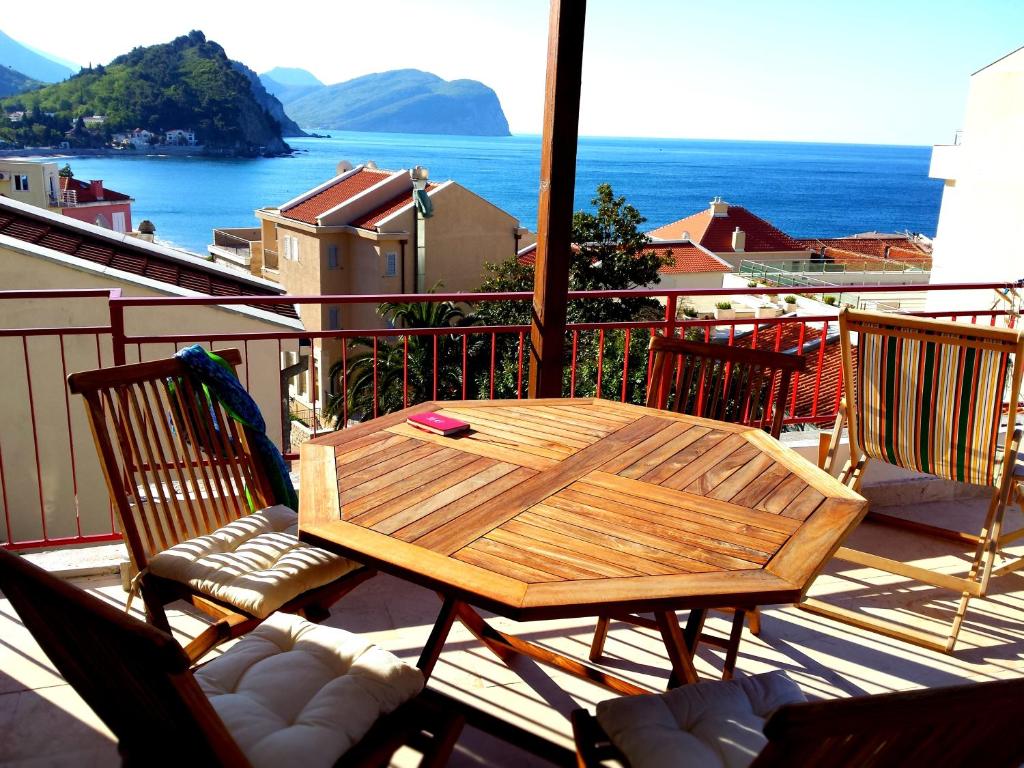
336;160;353;175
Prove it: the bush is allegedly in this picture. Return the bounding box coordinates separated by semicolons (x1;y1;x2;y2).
784;295;797;304
681;305;698;318
823;295;837;306
747;281;758;288
716;301;732;310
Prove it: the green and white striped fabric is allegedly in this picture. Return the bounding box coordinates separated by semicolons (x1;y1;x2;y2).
855;331;1010;486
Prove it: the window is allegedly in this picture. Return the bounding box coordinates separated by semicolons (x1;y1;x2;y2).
328;307;340;330
385;251;398;277
112;212;126;233
14;175;29;191
327;244;338;269
282;235;300;262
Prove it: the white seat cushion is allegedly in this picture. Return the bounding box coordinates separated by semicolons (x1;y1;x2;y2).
196;612;424;768
147;505;360;618
596;671;806;768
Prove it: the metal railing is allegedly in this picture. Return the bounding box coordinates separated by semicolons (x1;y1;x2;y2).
0;281;1019;551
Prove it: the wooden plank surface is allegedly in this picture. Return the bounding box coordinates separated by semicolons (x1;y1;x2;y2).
300;399;865;617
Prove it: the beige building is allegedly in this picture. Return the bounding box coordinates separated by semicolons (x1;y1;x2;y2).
0;196;303;545
216;162;526;412
927;46;1024;311
0;159;61;209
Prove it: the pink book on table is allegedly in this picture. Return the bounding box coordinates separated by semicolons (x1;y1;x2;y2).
407;412;470;436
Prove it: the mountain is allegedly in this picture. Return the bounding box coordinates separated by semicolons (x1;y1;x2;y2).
259;68;324;107
262;66;322;87
271;68;511;137
0;65;40;98
0;31;291;155
0;30;74;82
232;62;307;137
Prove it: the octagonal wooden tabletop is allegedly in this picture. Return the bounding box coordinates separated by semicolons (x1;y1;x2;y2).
299;398;866;621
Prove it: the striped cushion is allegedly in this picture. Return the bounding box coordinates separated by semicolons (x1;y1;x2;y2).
855;331;1009;486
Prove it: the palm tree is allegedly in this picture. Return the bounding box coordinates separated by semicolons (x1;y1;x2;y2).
324;291;481;426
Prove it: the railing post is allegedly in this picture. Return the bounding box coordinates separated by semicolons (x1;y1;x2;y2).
109;296;126;366
665;295;678;338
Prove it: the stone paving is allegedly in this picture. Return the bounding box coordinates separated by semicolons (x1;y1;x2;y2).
2;496;1024;767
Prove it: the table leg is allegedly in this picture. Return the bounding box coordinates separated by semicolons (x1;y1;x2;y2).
655;610;700;687
453;602;648;697
417;596;459;679
684;608;707;661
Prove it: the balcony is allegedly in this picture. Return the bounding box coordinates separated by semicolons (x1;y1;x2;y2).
2;282;1023;764
208;227;261;270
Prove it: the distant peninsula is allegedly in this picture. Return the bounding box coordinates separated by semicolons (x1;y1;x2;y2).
0;31;294;156
260;68;511;137
0;65;40;98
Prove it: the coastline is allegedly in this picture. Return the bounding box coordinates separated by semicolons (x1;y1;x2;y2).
0;144;296;159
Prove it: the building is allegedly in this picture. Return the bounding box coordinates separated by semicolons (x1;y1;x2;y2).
927;46;1024;311
165;129;198;146
58;174;134;232
0;195;304;539
799;234;932;269
648;197;810;269
0;160;135;233
214;162;526;413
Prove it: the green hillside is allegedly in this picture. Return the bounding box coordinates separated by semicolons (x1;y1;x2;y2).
0;65;40;98
0;31;291;155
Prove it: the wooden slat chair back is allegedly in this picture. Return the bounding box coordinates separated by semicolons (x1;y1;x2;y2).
68;349;272;574
0;549;460;767
67;350;373;659
647;336;806;438
591;335;805;679
807;308;1024;652
572;676;1024;768
0;548;248;765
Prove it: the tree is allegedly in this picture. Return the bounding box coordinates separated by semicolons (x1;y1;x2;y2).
323;291;480;426
474;184;668;401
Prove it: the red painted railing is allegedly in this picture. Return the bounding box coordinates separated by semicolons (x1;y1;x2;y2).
0;281;1018;550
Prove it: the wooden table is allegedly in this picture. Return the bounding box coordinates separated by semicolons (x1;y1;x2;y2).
299;398;865;693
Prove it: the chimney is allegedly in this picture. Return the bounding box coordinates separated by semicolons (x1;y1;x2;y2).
731;227;746;252
709;196;729;217
89;180;104;200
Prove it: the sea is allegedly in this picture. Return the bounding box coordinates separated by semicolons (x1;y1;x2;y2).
55;132;943;255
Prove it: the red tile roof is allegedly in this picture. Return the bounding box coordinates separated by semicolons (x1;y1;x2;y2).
282;168;392;225
349;182;438;230
728;320;848;423
650;203;807;253
59;176;131;203
648;243;731;274
798;237;932;269
517;241;728;275
0;206;297;319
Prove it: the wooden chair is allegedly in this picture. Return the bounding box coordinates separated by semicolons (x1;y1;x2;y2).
590;336;806;679
68;349;374;661
0;548;462;767
572;674;1024;767
807;308;1024;652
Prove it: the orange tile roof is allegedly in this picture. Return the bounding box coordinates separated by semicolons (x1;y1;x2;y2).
798;237;932;269
729;321;848;422
282;168;391;225
516;242;727;275
59;176;131;203
648;243;731;274
650;204;807;253
0;206;297;319
349;183;438;230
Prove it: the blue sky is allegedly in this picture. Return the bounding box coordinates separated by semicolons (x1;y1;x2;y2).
4;0;1022;144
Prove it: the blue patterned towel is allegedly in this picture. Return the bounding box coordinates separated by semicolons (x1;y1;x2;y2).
175;345;298;511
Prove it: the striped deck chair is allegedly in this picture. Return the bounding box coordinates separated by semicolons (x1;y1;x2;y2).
805;308;1024;652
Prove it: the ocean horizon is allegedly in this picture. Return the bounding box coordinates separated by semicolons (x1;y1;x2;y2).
56;131;943;256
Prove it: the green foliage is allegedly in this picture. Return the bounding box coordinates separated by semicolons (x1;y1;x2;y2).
823;295;838;306
474;184;665;404
324;292;481;425
716;301;733;310
0;31;285;152
784;295;797;304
